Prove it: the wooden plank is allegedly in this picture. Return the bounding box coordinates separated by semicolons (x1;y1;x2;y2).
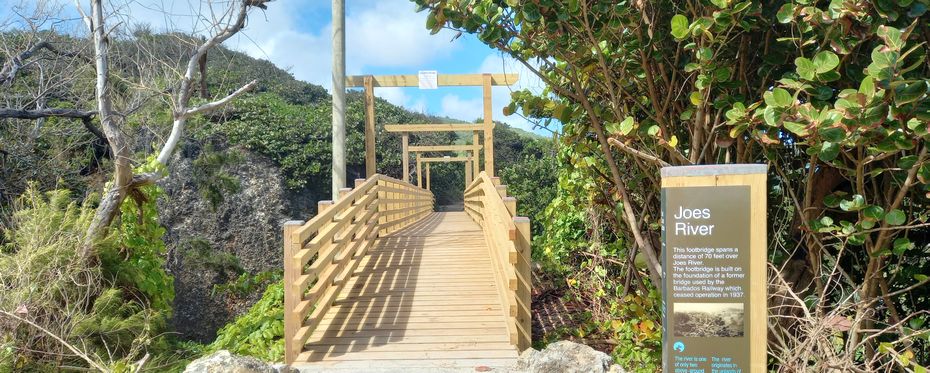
364;76;376;177
346;73;519;87
420;156;470;162
300;349;518;361
311;334;509;344
384;124;485;132
408;144;481;152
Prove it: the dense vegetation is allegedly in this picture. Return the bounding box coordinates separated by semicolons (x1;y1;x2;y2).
415;0;930;371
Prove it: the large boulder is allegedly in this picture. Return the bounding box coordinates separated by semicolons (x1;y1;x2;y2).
183;350;276;373
511;341;627;373
159;143;292;342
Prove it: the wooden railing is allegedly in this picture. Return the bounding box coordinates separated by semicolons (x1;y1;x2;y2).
463;171;532;351
282;174;434;364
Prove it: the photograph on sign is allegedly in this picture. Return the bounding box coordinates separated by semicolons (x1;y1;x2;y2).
673;303;744;338
418;70;438;89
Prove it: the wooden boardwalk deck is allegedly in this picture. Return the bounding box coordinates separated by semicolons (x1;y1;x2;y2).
292;211;519;371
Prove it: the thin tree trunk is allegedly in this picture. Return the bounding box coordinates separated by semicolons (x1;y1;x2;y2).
82;0;132;254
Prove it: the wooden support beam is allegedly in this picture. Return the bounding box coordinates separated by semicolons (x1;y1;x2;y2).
426;163;431;191
420;156;470;162
473;130;481;174
408;144;482;152
401;132;409;183
416;153;422;188
385;124;485;132
483;74;495;177
363;76;376;177
283;220;304;364
465;157;473;186
346;73;519;87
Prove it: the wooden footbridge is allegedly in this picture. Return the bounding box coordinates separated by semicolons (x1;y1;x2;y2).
282;74;532;371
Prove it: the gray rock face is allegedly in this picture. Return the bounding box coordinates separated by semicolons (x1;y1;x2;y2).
183;350;276;373
511;341;627;373
159;145;291;342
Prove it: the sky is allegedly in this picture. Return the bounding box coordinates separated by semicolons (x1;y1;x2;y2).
1;0;555;135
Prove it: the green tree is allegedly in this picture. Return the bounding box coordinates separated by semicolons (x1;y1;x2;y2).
415;0;930;369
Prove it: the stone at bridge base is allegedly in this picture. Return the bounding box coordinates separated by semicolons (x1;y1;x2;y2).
510;341;627;373
183;350;280;373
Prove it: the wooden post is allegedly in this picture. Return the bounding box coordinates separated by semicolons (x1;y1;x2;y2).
402;132;409;182
426;162;431;191
338;187;351;200
416;153;422;188
465;155;473;186
503;196;516;216
318;200;333;214
363;76;376;177
482;74;494;176
473;130;481;174
283;220;305;365
513;216;532;351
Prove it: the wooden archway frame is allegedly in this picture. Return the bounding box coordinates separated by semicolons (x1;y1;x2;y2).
346;73;519;181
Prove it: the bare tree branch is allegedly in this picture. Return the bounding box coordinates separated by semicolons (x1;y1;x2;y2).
181;79;257;118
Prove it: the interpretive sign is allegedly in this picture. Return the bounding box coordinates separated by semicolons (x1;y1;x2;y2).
661;165;767;373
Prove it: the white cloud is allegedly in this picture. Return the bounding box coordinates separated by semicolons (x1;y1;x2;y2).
226;0;460;88
440;94;482;123
435;53;550;133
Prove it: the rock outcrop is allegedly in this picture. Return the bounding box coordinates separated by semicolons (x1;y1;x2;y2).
159;143;291;342
183;350;277;373
511;341;627;373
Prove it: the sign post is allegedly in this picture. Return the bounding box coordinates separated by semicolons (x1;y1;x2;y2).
661;165;767;373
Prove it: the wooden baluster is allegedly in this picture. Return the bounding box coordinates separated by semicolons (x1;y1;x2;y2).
513;216;532;351
283;220;305;364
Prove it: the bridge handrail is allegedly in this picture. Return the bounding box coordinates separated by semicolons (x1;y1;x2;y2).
282;174;434;364
463;171;532;351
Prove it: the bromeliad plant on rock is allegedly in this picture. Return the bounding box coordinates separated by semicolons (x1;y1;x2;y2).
414;0;930;370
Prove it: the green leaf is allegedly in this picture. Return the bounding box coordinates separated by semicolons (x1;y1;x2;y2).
689;91;702;106
684;63;701;72
877;25;904;51
864;205;886;221
619;116;635;135
764;88;793;108
839;194;865;212
820;216;834;226
711;0;729;8
813;51;840;73
819;127;845;142
646;125;660;137
885;209;907;225
893;237;914;255
894;81;928;105
698;47;713;61
819;141;840;161
715;67;732;82
859;76;875;100
783;121;809;136
671;15;690;40
776;3;795;23
795;57;816;80
824;193;843;208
